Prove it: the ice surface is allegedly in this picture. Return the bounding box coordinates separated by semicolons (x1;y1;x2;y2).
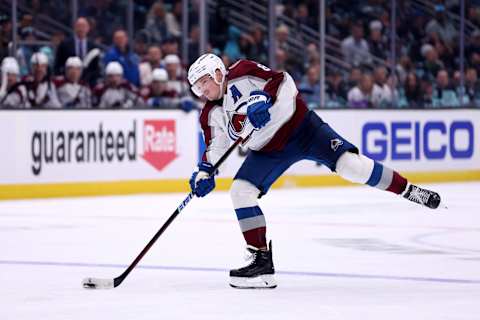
1;182;479;319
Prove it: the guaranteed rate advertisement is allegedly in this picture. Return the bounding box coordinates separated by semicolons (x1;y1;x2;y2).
0;110;198;184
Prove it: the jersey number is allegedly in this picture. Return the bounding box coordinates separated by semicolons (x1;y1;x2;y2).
256;63;271;71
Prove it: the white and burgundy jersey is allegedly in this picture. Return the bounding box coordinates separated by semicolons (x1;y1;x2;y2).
0;85;28;108
200;59;308;164
20;76;62;108
93;81;143;108
54;77;92;108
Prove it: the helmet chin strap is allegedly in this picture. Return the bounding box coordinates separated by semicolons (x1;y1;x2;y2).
214;73;225;100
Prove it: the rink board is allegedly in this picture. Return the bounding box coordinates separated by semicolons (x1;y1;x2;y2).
0;109;479;199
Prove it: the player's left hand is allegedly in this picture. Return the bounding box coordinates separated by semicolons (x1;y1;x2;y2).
247;90;272;129
189;162;216;197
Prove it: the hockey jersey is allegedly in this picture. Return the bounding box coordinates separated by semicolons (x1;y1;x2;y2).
200;60;308;164
54;77;92;108
20;75;62;108
0;84;27;108
93;81;143;108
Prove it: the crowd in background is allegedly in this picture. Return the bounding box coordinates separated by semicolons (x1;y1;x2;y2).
0;0;480;109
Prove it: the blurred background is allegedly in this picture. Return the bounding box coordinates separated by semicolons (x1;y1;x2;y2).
1;0;479;110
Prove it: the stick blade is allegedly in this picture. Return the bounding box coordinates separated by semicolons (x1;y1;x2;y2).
82;277;114;289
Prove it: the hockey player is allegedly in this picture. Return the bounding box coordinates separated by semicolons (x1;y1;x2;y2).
187;53;442;289
21;52;61;108
55;57;92;108
93;61;142;108
143;68;197;111
143;68;178;108
0;57;27;108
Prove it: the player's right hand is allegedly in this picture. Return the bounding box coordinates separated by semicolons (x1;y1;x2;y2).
189;162;216;197
247;90;272;129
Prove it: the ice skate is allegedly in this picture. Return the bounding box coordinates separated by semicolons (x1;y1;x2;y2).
229;240;277;289
402;183;442;209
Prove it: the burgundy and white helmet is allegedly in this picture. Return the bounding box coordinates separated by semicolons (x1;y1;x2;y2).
187;53;226;97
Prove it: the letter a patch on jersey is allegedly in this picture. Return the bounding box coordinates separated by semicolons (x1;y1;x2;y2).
229;85;242;103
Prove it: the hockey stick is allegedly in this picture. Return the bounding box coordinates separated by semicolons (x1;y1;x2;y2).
82;132;249;289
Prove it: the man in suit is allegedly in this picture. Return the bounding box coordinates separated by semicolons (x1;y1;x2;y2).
54;17;101;86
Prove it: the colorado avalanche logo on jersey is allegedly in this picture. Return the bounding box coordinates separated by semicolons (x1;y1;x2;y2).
227;102;249;140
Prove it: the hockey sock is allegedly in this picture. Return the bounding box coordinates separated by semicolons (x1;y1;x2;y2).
234;206;267;249
366;161;408;195
336;152;408;195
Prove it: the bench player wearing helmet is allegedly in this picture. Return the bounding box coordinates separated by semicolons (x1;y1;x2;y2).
188;53;442;289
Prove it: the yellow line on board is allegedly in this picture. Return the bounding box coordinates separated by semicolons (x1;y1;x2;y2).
0;170;479;200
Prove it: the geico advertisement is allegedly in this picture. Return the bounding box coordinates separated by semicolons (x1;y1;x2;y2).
218;110;479;177
0;111;198;183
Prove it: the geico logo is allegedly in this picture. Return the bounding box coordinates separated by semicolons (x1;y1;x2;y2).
144;124;175;152
361;121;474;161
31;121;137;176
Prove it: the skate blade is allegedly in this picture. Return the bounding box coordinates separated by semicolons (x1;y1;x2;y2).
229;274;277;289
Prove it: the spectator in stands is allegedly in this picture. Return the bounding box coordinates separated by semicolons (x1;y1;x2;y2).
139;45;163;86
0;57;26;108
275;48;288;72
396;55;414;85
79;0;123;45
133;32;149;59
164;54;189;97
295;3;315;27
347;73;383;108
0;14;12;61
188;25;200;65
298;65;321;109
247;24;268;65
16;27;39;76
55;57;91;108
305;43;320;71
341;23;371;67
432;69;459;107
400;72;423;108
346;66;362;89
368;20;387;60
463;68;480;107
161;36;179;56
223;26;243;62
468;5;480;26
93;61;142;108
21;52;61;108
373;66;392;106
418;44;444;81
145;1;180;44
103;29;141;87
55;17;101;86
325;70;348;108
276;24;290;52
425;4;457;46
466;30;480;68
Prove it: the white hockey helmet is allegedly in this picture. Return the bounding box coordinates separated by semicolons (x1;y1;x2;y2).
105;61;123;76
187;53;226;97
164;54;180;65
65;56;83;69
30;52;48;65
1;57;20;75
152;68;168;82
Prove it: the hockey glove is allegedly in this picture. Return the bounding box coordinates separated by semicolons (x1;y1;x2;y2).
189;162;216;197
246;90;272;129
